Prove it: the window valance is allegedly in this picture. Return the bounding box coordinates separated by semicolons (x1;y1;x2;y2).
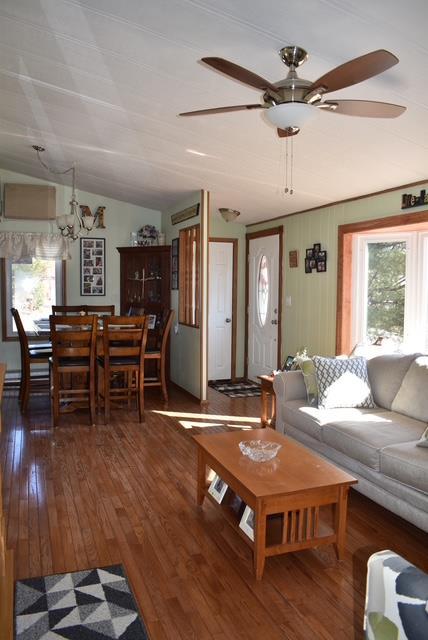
0;232;70;260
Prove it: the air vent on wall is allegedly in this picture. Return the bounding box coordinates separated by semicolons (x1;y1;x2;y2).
4;184;56;220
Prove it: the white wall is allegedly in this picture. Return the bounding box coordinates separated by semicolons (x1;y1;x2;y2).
0;167;161;370
248;182;428;358
162;192;202;398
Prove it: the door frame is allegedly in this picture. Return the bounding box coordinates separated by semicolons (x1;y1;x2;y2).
209;237;238;381
245;226;283;379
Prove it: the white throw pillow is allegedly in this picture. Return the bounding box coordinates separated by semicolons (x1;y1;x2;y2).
313;356;375;409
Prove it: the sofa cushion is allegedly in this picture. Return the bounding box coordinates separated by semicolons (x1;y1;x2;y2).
367;353;417;410
322;411;426;470
391;356;428;422
313;356;374;409
283;400;324;440
283;401;383;443
380;441;428;494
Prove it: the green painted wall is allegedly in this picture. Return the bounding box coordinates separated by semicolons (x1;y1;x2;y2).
0;167;161;371
209;212;246;378
248;183;428;358
162;193;201;398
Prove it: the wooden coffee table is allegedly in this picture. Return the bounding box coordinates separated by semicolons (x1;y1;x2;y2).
194;429;357;579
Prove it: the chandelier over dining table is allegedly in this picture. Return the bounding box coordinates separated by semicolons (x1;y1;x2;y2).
33;145;97;241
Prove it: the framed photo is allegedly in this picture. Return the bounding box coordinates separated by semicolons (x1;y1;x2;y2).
171;203;199;225
239;506;255;541
313;242;321;255
316;260;326;272
171;238;179;290
147;314;157;330
306;248;313;259
282;355;295;371
230;494;245;518
208;474;228;503
172;237;179;256
289;249;298;268
305;258;312;274
80;237;105;296
317;250;326;260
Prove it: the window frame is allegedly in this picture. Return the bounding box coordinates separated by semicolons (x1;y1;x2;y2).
352;232;414;349
178;224;200;328
1;257;67;341
336;210;428;355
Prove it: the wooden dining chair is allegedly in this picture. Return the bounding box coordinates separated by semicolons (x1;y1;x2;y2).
11;308;52;412
97;316;149;423
49;315;97;426
52;305;87;315
144;309;174;402
86;305;115;315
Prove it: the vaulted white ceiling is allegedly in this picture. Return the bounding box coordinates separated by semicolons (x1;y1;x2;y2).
0;0;427;223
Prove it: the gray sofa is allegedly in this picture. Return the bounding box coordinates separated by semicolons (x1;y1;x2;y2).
273;353;428;532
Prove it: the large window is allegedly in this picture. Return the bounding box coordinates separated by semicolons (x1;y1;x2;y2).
2;257;65;339
352;231;428;352
178;224;200;327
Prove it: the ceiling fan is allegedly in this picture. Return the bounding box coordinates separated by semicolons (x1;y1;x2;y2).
179;46;406;137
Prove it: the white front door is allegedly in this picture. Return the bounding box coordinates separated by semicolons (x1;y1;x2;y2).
208;241;233;380
247;233;280;381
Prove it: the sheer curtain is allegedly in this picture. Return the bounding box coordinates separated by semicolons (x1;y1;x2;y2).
0;232;70;260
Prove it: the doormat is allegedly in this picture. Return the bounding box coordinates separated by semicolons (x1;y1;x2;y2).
15;564;149;639
209;380;261;398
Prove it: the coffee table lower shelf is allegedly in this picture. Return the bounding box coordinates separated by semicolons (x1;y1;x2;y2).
196;448;355;580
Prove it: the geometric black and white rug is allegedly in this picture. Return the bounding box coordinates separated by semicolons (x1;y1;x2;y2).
15;564;149;639
209;380;261;398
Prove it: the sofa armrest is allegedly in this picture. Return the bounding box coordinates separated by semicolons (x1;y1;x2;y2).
273;370;306;402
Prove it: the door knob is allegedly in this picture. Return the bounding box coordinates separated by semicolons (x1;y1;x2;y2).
225;318;232;323
271;319;278;325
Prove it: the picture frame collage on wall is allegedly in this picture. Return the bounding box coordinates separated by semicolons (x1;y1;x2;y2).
207;474;255;541
171;237;179;290
80;237;106;296
305;242;327;274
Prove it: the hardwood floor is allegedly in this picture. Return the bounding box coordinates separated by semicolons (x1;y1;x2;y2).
1;386;427;639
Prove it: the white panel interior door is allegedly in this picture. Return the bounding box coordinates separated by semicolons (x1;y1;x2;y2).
247;234;279;381
208;241;233;380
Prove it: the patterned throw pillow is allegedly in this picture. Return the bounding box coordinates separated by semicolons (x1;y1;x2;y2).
313;356;375;409
416;425;428;448
295;356;318;406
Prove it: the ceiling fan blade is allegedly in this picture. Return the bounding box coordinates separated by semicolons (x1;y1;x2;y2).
322;99;406;118
179;104;263;116
277;127;300;138
307;50;399;95
201;57;278;93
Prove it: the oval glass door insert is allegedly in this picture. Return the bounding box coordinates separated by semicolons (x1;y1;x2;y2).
257;255;269;326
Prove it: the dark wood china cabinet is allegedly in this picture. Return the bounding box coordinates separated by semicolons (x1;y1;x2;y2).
117;245;171;320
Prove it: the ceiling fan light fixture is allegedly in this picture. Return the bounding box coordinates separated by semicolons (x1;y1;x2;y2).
219;208;240;223
266;102;318;130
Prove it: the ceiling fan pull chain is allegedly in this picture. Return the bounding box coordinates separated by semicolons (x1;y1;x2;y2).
290;135;294;195
284;137;289;194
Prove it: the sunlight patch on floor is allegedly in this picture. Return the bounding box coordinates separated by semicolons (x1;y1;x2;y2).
178;420;255;430
179;420;225;430
152;410;260;423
